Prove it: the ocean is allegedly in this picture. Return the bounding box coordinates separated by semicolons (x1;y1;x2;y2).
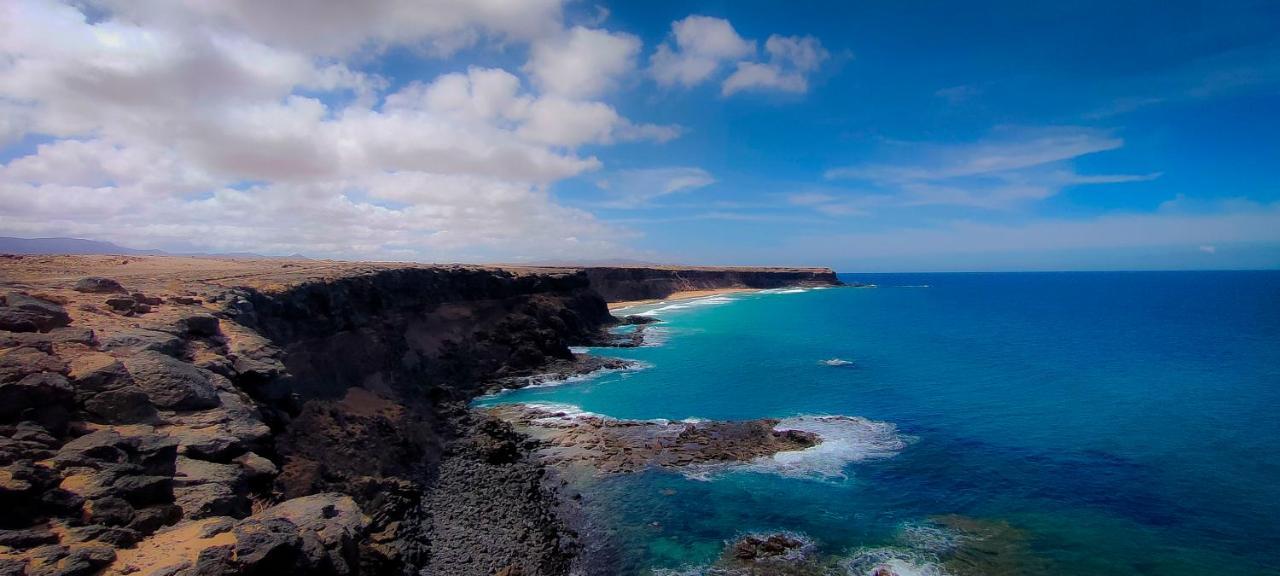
476;271;1280;575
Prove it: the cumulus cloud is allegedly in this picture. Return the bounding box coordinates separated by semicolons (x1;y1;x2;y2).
0;0;682;260
93;0;569;57
648;16;829;97
824;126;1159;209
649;16;756;87
526;26;641;98
723;35;829;95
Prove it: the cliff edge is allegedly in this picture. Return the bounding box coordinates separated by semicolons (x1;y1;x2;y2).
0;255;836;575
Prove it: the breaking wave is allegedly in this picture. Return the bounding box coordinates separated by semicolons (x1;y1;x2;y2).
841;547;952;576
684;415;907;481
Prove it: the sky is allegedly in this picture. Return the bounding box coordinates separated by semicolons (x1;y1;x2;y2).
1;0;1278;271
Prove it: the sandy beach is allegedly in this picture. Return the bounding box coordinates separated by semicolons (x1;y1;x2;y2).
607;287;761;311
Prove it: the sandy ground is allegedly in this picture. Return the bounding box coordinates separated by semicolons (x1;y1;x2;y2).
606;287;761;311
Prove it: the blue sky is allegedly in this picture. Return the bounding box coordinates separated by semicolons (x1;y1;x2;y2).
1;0;1277;270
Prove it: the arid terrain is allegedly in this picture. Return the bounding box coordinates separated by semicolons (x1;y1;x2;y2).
0;254;839;576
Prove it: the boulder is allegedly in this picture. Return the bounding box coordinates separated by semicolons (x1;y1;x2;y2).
23;543;115;576
63;524;139;547
83;386;157;424
0;346;68;384
0;372;74;422
73;277;126;294
123;351;221;410
256;493;367;575
127;503;182;535
83;495;135;526
0;293;71;332
174;482;250;519
104;297;137;313
0;527;59;548
232;517;303;570
55;428;177;478
233;452;278;481
99;329;184;356
0;327;95;349
133;292;163;306
176;314;221;337
175;456;247;489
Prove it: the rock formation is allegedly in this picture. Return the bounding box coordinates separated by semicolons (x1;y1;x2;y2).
0;254;834;575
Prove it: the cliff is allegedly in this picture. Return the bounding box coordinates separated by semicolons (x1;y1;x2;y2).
0;255;833;576
564;266;842;302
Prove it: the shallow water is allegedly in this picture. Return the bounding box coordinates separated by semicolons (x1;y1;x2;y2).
476;271;1280;575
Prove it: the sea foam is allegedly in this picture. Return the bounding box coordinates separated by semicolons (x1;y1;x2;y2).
841;548;952;576
684;415;907;481
755;416;907;480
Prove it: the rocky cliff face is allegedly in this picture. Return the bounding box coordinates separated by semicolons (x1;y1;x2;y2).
0;256;833;576
576;266;841;302
0;260;612;576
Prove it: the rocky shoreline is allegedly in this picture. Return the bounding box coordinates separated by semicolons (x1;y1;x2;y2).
0;255;841;575
485;404;821;476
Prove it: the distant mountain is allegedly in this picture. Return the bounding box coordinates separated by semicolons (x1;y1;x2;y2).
0;236;166;255
0;236;308;260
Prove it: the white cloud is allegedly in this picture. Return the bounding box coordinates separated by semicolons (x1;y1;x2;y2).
94;0;569;57
649;16;755;87
594;167;716;208
722;62;806;95
0;0;682;260
526;26;641;98
517;97;620;147
647;17;829;97
824;126;1157;209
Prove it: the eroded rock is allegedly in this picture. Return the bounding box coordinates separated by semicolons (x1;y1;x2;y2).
123;352;220;411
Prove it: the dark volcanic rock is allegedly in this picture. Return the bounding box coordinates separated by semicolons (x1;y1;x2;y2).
0;292;71;332
104;297;137;313
123;351;221;410
731;533;809;561
256;493;367;575
580;266;841;302
0;372;74;422
0;346;68;384
488;404;820;475
98;329;184;356
176;314;221;337
73;277;127;294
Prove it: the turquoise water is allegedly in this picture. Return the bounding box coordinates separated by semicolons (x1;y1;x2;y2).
477;272;1280;575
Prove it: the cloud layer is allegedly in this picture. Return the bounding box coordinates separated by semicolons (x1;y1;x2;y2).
0;0;692;260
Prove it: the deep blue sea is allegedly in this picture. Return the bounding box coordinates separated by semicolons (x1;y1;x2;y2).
477;272;1280;575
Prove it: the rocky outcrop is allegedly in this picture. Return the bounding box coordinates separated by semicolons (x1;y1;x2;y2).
486;404;820;475
0;264;618;576
572;266;841;302
0;256;835;576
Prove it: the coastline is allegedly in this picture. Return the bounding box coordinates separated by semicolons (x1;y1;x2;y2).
0;254;836;576
607;287;760;311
